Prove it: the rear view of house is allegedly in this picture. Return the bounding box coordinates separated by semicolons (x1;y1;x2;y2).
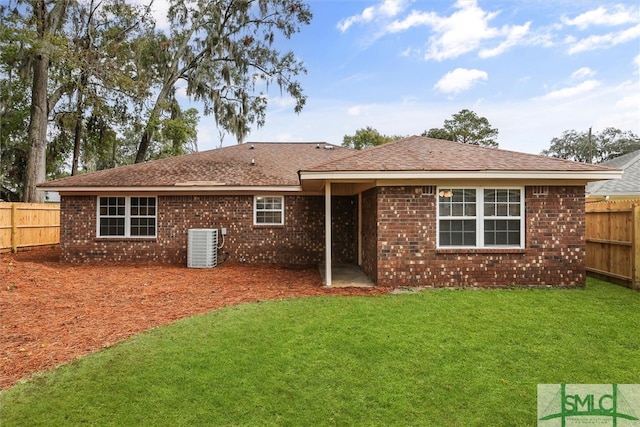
39;137;621;287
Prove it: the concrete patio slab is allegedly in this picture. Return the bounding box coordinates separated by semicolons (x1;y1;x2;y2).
319;264;374;288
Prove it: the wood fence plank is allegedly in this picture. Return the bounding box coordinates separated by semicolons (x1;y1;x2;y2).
585;199;640;289
633;204;640;289
11;203;17;253
0;203;60;253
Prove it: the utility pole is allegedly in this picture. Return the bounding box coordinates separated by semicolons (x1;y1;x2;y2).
588;127;593;163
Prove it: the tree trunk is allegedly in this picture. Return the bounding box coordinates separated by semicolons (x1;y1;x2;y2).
71;103;83;175
23;0;70;201
23;50;50;203
71;71;88;175
134;83;174;163
135;126;154;163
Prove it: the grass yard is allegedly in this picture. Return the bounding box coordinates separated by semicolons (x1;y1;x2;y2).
1;278;639;426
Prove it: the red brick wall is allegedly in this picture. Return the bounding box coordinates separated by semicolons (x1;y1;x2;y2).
60;194;356;265
360;188;378;283
373;186;586;287
60;186;586;287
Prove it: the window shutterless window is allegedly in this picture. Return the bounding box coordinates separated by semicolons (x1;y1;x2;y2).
97;196;156;237
437;188;524;248
254;196;284;225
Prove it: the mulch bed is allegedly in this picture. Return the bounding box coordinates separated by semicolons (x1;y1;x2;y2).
0;247;387;390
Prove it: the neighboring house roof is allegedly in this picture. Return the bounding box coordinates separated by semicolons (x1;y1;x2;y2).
586;149;640;197
39;137;621;193
39;142;351;191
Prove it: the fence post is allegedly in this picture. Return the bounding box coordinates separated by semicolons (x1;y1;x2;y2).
633;204;640;290
11;203;17;253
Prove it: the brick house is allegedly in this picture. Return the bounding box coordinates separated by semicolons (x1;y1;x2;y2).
39;136;621;287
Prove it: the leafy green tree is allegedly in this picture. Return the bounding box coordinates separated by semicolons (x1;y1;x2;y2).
63;0;155;175
151;104;199;159
134;0;312;162
0;10;31;200
422;127;455;141
17;0;72;202
2;0;314;198
342;126;404;150
541;127;640;163
423;109;499;147
1;1;201;199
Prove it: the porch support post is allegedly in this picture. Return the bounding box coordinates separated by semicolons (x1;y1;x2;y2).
358;192;362;266
325;181;332;287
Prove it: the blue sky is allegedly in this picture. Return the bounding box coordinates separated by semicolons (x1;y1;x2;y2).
154;1;639;154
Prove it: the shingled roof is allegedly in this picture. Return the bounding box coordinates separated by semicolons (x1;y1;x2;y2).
40;137;620;192
39;142;351;190
586;149;640;197
306;136;615;172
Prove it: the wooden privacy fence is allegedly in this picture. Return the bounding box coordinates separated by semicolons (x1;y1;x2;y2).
0;203;60;253
586;200;640;289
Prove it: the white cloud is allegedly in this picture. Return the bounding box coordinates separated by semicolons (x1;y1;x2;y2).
268;96;297;110
616;94;639;109
386;9;439;33
337;0;407;32
567;23;640;54
537;80;601;101
434;68;488;95
562;5;639;30
423;1;500;61
384;0;531;61
479;22;531;58
347;105;373;116
571;67;596;80
227;76;638;157
400;46;418;57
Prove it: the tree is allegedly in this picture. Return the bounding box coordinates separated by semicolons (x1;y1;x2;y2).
150;104;199;159
133;0;312;163
422;127;455;141
342;126;404;150
541;127;640;163
62;0;155;175
423;109;499;147
21;0;72;202
0;7;31;200
1;1;200;199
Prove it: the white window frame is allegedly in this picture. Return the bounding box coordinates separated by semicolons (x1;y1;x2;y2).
96;196;157;238
437;187;524;249
253;195;285;226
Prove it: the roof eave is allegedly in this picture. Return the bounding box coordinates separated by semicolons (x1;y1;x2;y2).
39;185;303;193
299;170;623;181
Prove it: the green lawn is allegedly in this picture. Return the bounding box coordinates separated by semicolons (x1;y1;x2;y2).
1;278;639;426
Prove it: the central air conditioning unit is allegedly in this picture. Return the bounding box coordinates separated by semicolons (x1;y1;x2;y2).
187;228;218;268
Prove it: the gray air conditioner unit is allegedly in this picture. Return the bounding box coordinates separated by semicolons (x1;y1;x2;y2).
187;229;218;268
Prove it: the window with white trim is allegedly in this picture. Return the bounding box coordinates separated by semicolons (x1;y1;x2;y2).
437;188;524;248
98;196;157;237
254;196;284;225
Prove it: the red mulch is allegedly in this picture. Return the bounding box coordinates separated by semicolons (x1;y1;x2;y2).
0;247;387;390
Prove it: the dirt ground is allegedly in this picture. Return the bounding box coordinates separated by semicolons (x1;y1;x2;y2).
0;247;386;390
